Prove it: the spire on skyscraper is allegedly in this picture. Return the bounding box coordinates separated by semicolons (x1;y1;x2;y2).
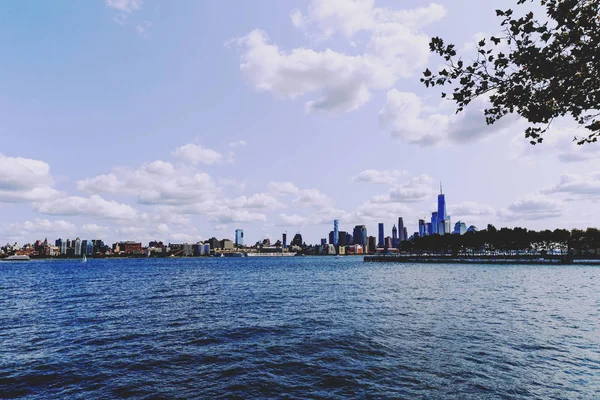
440;181;443;195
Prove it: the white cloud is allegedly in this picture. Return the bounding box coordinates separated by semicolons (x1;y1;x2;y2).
499;193;563;221
352;169;407;184
267;181;299;195
136;21;151;38
371;174;436;203
0;219;109;243
172;144;223;165
224;193;285;210
233;1;446;114
0;154;59;204
278;213;310;226
229;140;247;148
379;90;516;146
543;172;600;200
293;188;333;208
33;195;138;220
77;160;219;206
449;201;496;217
209;209;267;224
106;0;142;13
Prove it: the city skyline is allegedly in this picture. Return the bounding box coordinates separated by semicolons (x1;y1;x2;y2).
1;0;600;246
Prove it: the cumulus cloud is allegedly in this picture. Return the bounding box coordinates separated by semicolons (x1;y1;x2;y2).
499;193;563;221
351;169;408;184
106;0;142;13
379;90;517;146
233;1;446;114
371;174;436;203
0;154;59;204
293;188;333;208
172;144;223;166
543;172;600;200
33;195;138;220
449;201;497;217
208;209;267;224
267;181;299;196
77;160;218;206
229;140;247;148
0;219;109;243
224;193;285;210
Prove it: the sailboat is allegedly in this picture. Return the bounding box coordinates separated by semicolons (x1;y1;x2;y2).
81;253;87;263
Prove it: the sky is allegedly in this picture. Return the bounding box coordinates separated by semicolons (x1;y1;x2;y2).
1;0;599;246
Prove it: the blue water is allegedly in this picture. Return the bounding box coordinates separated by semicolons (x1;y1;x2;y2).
1;257;599;399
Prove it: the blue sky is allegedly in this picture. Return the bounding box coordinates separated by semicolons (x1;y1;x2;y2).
1;0;599;245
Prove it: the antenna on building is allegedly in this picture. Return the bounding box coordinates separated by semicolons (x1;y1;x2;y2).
440;181;443;195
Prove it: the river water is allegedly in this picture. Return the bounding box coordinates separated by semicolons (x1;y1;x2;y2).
1;257;599;399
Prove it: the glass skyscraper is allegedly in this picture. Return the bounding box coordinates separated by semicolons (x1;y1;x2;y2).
378;223;384;247
235;229;244;246
333;220;339;246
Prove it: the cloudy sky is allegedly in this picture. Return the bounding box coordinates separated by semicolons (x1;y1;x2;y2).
1;0;598;245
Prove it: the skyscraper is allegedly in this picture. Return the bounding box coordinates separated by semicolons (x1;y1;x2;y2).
352;225;367;248
333;220;339;246
392;225;398;247
403;227;408;241
378;223;384;247
74;238;82;256
418;219;426;237
431;211;438;235
235;229;244;246
282;233;287;248
437;182;448;235
398;217;405;241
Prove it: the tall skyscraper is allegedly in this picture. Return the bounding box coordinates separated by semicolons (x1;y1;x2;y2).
352;225;367;248
403;227;408;241
333;220;339;246
418;219;426;237
282;233;287;248
398;217;405;241
431;212;439;235
392;225;398;247
235;229;244;246
378;223;384;247
437;182;447;235
74;238;82;256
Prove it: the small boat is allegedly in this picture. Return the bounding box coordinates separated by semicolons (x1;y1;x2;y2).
81;254;87;263
1;255;31;261
335;255;343;259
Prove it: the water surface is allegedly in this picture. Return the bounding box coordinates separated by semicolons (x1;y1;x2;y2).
1;257;599;398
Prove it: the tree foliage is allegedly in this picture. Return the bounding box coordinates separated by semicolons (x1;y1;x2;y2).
422;0;600;145
399;226;600;255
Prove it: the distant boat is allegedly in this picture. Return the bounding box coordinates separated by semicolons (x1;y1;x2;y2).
81;254;87;263
1;255;31;261
335;255;344;259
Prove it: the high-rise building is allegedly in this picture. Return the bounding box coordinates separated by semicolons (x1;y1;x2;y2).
426;222;433;235
235;229;244;246
378;223;384;247
454;221;467;235
398;217;405;241
74;238;82;256
403;227;408;241
321;238;327;245
352;225;367;248
333;220;339;246
367;236;377;254
392;225;398;247
338;231;350;246
282;233;287;248
431;212;439;235
384;236;392;249
418;219;426;237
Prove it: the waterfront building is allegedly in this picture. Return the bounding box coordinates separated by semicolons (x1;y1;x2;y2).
291;233;303;247
333;220;339;246
431;212;438;234
418;219;426;237
378;223;384;247
182;243;194;256
119;241;143;254
384;236;392;249
398;217;405;241
207;237;220;250
403;227;408;241
235;229;244;246
426;222;433;235
368;236;377;254
321;238;327;245
392;225;398;247
220;239;234;250
86;241;93;256
338;231;350;246
454;221;467;235
74;238;82;256
352;225;367;248
282;233;287;248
